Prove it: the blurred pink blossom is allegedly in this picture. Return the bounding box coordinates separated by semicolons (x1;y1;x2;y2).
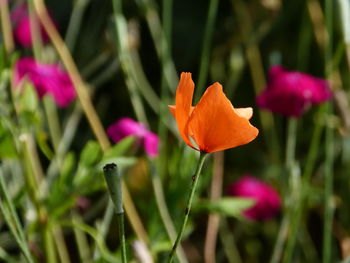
11;3;50;47
14;57;76;107
227;175;281;221
256;65;332;117
107;117;159;157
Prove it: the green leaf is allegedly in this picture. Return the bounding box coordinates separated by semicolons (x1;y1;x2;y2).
0;119;17;158
36;131;54;160
18;83;39;113
197;197;255;218
80;140;102;167
102;136;135;160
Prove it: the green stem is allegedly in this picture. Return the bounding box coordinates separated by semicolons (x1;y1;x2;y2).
285;118;298;169
117;213;127;263
0;171;35;263
219;218;242;263
43;96;61;153
167;152;208;263
103;163;127;263
195;0;219;99
323;103;334;263
149;160;188;263
28;0;43;60
65;0;90;52
270;208;290;263
20;134;57;263
323;0;334;261
271;118;298;263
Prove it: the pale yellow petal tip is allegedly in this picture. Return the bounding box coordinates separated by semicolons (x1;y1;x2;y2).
235;107;253;120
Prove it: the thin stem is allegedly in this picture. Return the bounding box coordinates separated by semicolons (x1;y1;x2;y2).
285;118;298;169
117;212;127;263
271;118;298;263
43;97;61;153
167;152;208;263
149;160;188;263
72;212;91;263
195;0;219;99
0;0;14;55
219;218;242;263
270;215;290;263
28;0;43;60
323;102;334;263
0;171;35;263
323;0;334;261
142;0;178;92
65;0;90;52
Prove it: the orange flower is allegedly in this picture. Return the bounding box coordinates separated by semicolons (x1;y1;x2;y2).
169;72;259;153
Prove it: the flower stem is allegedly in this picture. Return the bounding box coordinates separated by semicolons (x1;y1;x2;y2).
167;152;208;263
103;163;127;263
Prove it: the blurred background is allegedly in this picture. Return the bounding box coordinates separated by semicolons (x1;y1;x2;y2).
1;0;350;262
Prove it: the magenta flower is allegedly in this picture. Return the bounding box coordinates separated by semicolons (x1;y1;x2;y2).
14;57;76;107
107;118;159;157
11;3;50;48
227;175;281;221
256;65;332;117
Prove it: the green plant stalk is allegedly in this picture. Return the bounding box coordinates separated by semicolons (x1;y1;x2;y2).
28;0;43;61
323;104;335;263
65;0;90;52
0;171;35;263
323;0;334;261
219;217;242;263
167;152;208;263
72;212;91;263
43;97;61;153
285;118;298;169
93;199;115;259
270;215;290;263
283;106;326;263
117;213;127;263
103;163;127;263
195;0;219;99
142;0;178;92
20;134;57;263
149;160;188;263
270;118;298;263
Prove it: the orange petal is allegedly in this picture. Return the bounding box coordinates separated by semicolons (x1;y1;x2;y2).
168;105;176;117
172;72;197;149
187;83;259;153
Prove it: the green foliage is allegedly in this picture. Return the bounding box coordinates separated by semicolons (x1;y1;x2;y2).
197;197;255;218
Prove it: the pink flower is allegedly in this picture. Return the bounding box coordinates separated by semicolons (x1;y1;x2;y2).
256;66;332;117
11;3;50;48
14;57;76;107
227;175;281;221
107;118;159;157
